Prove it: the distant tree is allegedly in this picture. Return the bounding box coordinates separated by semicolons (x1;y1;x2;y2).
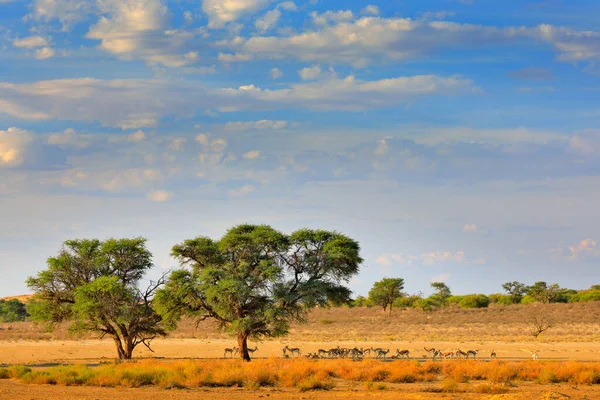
527;281;563;304
430;282;452;307
590;284;600;291
155;225;362;361
351;296;372;308
459;294;490;309
502;281;528;304
528;314;553;339
0;299;28;322
26;238;166;359
368;278;405;315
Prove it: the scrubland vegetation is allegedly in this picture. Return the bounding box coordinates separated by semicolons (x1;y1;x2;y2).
1;359;600;391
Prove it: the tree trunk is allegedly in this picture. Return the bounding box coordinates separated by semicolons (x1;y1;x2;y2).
113;335;134;359
237;331;251;362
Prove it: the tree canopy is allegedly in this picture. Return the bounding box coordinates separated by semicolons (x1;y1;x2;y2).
430;282;452;306
26;238;166;359
0;299;28;323
502;281;528;304
368;277;404;314
155;224;362;361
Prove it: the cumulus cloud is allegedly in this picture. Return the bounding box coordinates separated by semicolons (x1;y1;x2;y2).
361;5;379;16
270;67;283;79
228;184;256;196
0;75;476;127
29;0;94;30
376;250;483;266
462;223;488;234
85;0;198;67
47;128;92;149
13;36;48;48
243;150;260;159
0;128;32;167
35;47;55;59
202;0;274;27
298;65;322;80
147;189;171;202
223;17;600;67
223;120;288;131
552;239;600;261
255;8;281;32
127;130;146;142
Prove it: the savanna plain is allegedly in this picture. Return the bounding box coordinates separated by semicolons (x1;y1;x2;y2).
1;301;600;399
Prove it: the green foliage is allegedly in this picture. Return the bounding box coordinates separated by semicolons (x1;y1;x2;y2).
393;294;422;309
26;237;166;359
527;281;568;304
155;224;362;361
415;298;438;312
430;282;452;307
368;277;404;314
351;296;373;307
459;294;490;309
0;299;28;322
502;281;528;304
488;293;513;305
569;290;600;303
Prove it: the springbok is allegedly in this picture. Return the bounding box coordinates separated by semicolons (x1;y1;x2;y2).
466;349;479;360
396;349;410;359
530;350;539;360
490;350;497;359
375;349;390;360
247;346;259;357
455;349;468;359
283;345;301;357
224;347;238;358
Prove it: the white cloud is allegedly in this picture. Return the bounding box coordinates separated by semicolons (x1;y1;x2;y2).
243;150;260;160
147;189;171;202
202;0;274;27
13;36;48;48
375;255;392;267
298;65;322;80
224;18;600;67
86;0;198;67
127;130;146;141
0;75;476;126
311;10;354;26
29;0;93;30
0;128;32;167
552;239;600;261
35;47;55;59
218;52;253;62
196;133;211;145
270;67;283;79
462;223;488;234
361;5;379;16
278;1;296;11
228;184;256;196
168;138;187;151
255;8;281;32
47;128;91;148
223;120;288;131
431;273;450;283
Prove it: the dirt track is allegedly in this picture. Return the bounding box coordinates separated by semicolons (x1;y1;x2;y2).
1;338;600;365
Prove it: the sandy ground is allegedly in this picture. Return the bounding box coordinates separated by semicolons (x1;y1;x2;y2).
1;339;600;365
0;378;599;400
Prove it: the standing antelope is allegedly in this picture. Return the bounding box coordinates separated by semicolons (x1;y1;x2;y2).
490;350;497;359
283;345;301;357
466;349;479;360
455;349;468;359
442;351;455;359
375;349;390;359
247;346;259;357
224;347;239;358
530;350;539;360
396;349;410;359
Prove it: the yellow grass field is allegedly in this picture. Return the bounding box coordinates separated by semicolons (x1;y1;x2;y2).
1;301;600;398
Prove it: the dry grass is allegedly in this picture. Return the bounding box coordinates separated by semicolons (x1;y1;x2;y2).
3;301;600;343
2;359;600;391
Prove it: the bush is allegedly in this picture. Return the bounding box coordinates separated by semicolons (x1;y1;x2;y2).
488;293;513;305
569;290;600;303
459;294;490;309
0;299;28;322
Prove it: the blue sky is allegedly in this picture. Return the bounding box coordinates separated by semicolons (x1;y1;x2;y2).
1;0;600;298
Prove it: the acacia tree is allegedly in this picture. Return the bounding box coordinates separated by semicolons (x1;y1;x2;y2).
527;281;562;304
155;224;362;361
502;281;528;304
368;278;404;315
26;238;166;359
430;282;452;307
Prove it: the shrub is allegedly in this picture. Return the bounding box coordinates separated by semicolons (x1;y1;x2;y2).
441;377;459;392
459;294;490;309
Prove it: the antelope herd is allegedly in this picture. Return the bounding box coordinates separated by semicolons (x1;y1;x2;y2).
223;345;541;360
